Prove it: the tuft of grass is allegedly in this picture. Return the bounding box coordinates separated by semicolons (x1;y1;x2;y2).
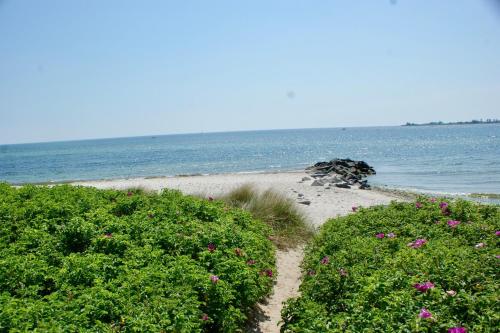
221;184;314;249
470;192;500;199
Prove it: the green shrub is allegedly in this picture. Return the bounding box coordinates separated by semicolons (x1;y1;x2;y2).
0;183;275;332
282;198;500;332
221;184;314;248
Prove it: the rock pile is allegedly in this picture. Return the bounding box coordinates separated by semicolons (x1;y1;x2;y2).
304;158;376;189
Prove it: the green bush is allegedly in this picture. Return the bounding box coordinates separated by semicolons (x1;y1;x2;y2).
281;198;500;332
0;183;275;332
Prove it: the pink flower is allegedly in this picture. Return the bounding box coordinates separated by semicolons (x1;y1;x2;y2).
320;256;330;265
408;238;427;249
474;242;485;249
264;269;273;277
201;313;209;321
413;281;435;292
352;206;357;212
246;259;256;265
448;327;467;333
387;233;396;238
415;202;423;209
208;196;214;201
307;269;316;276
495;231;500;236
339;268;348;277
429;198;437;203
439;202;448;209
210;275;219;284
496;255;500;259
419;308;432;319
207;243;216;252
446;290;457;297
447;220;460;228
127;191;133;197
376;233;385;239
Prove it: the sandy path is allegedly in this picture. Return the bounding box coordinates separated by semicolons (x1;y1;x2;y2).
74;171;403;332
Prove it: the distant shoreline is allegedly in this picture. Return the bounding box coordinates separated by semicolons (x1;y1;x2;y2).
402;119;499;126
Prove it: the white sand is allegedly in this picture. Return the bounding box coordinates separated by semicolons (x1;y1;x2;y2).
73;171;403;332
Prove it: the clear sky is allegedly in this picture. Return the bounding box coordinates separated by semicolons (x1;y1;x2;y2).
1;0;499;144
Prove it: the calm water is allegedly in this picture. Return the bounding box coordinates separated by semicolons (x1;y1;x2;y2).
1;125;499;196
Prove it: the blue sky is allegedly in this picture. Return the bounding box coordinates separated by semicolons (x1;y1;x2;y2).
1;0;499;144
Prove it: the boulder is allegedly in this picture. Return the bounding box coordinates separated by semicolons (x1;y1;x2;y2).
306;158;375;190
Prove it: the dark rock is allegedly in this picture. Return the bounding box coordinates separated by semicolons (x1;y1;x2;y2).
298;200;311;205
305;158;375;190
359;183;371;190
301;176;311;181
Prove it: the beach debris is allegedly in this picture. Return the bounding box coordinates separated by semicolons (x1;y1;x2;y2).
298;200;311;206
301;176;311;181
305;158;375;190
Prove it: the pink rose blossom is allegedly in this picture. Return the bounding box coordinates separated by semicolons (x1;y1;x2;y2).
413;281;434;292
376;233;385;239
448;327;467;333
408;238;427;248
320;256;330;265
210;275;219;284
419;308;432;319
447;220;460;228
446;290;457;297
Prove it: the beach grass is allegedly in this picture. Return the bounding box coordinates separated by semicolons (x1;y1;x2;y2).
469;192;500;199
221;184;315;249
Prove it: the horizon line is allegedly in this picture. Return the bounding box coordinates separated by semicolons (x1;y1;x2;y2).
1;121;498;146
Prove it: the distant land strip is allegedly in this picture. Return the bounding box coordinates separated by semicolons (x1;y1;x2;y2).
403;119;499;126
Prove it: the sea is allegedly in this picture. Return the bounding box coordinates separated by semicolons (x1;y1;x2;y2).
1;124;499;200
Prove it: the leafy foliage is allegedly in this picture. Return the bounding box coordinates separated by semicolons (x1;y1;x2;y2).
281;198;500;332
0;183;275;332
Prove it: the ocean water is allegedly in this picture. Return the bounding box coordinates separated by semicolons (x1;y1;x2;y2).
0;124;499;196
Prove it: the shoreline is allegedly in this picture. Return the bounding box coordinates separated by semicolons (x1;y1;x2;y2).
6;170;497;204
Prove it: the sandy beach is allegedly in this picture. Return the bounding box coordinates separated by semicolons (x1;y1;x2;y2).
74;171;405;333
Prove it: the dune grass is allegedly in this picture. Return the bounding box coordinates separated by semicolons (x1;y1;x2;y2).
470;192;500;199
220;184;315;249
